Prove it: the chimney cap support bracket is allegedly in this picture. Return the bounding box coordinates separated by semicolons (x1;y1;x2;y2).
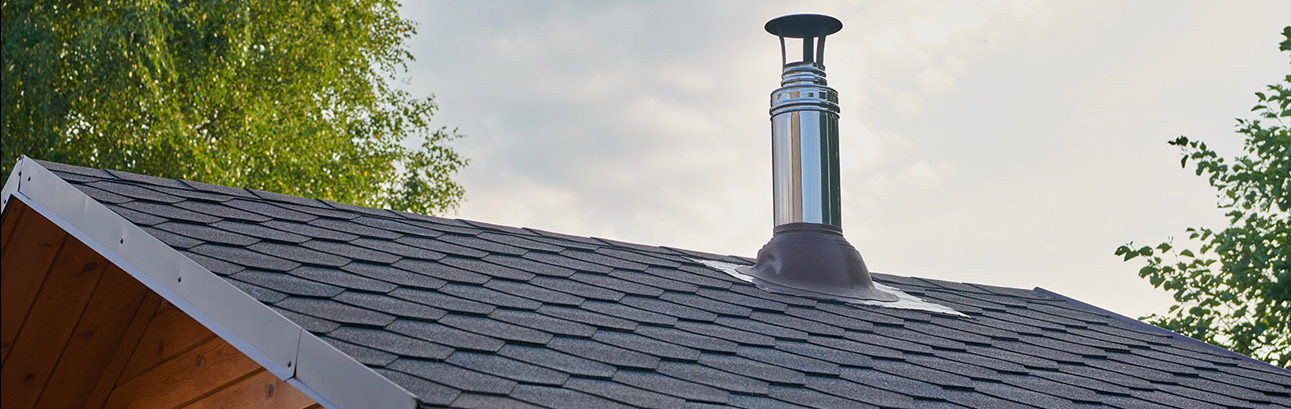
766;14;842;67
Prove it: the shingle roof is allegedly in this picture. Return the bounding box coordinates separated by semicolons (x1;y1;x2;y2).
29;160;1291;408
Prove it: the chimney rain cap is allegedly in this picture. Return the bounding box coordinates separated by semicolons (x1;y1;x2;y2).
764;14;842;38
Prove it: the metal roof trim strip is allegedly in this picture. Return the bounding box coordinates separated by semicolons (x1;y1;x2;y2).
0;157;22;210
0;156;416;409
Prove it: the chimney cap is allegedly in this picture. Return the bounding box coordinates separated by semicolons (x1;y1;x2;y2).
764;14;842;38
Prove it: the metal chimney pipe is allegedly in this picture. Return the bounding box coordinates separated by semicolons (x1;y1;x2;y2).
746;15;897;303
769;29;842;227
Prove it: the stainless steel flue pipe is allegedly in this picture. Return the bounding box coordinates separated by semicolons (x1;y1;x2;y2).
766;15;843;228
771;62;841;227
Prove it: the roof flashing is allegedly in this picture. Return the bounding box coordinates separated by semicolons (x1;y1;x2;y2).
693;258;965;316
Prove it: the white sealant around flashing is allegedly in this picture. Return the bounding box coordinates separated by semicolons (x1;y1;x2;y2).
693;258;966;316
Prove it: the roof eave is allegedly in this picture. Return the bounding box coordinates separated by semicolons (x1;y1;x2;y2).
0;156;416;409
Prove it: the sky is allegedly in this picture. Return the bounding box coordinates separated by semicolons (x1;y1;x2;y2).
396;0;1290;319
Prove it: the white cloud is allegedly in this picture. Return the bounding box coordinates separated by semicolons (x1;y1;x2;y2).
898;160;952;188
893;93;924;115
918;68;956;94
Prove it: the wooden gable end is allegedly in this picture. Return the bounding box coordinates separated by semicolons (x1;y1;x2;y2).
1;199;319;409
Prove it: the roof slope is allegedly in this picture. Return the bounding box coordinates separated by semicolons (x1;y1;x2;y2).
22;160;1291;409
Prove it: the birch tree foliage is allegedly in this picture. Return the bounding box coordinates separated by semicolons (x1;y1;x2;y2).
2;0;466;215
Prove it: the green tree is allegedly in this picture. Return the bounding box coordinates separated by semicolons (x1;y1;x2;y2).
2;0;466;215
1117;27;1291;368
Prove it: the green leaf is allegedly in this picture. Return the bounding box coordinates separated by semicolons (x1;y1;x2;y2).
1139;265;1157;277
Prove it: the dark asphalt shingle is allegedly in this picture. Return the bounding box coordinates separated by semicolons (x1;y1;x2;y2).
309;218;402;240
373;369;460;406
655;360;768;395
174;200;272;222
393;258;490;284
275;297;395;327
271;307;340;333
249;241;350;267
480;232;564;252
396;236;488;258
231;270;344;297
434;256;533;281
592;330;702;361
388;359;516;395
212;220;310;243
388;287;494;315
352;216;442;237
549;337;661;370
352;238;445;261
697;353;807;385
438;313;554;345
109;205;168;226
633;325;740;353
178;179;257;198
342;262;448;290
489;308;597;338
38;161;1291;409
287;266;399;293
89;181;184;203
387;320;505;352
190;243;300;271
333;291;447;321
528;275;625;301
300;239;401;264
120;200;221;223
140;226;204;249
564;377;687;409
225;199;317;222
446;352;569;385
263;219;360;242
328;327;452;361
498;344;617;379
612;370;728;403
523;251;615;273
77;185;134;204
483;279;586;306
536;305;639;331
439;234;529;256
228;279;288;304
511;384;634;409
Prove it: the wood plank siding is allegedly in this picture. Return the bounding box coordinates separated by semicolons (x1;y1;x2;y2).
1;199;319;409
